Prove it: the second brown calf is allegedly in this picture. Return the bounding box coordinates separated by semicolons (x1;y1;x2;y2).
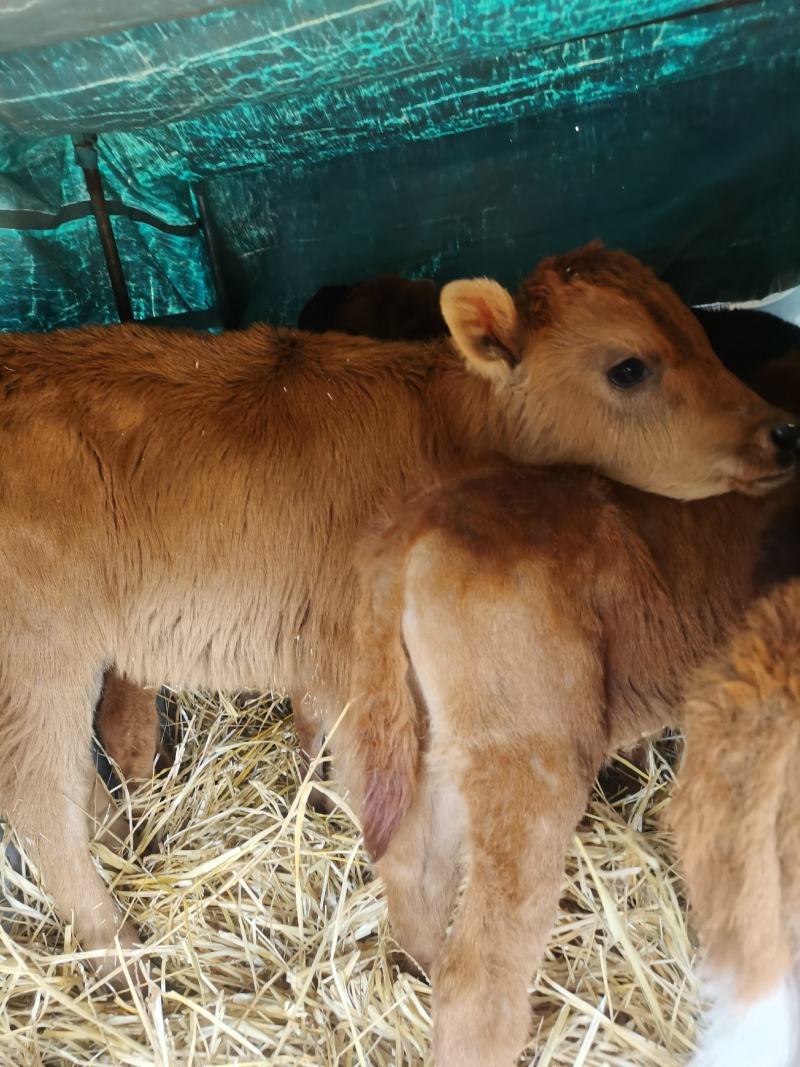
338;439;799;1064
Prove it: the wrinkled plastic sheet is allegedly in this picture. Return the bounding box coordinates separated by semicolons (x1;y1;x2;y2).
0;1;738;137
0;0;798;332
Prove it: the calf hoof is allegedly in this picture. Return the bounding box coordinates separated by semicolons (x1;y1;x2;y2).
94;803;132;851
392;949;430;982
134;824;164;858
433;1007;523;1067
95;805;160;860
154;739;176;774
90;921;148;992
93;785;163;859
306;783;333;815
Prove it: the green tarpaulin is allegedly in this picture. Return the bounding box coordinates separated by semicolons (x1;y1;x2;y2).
0;0;798;332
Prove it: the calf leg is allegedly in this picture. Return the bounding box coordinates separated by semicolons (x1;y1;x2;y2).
375;767;464;974
0;658;140;984
394;544;606;1064
293;691;326;776
432;743;595;1067
95;671;169;781
93;672;170;848
292;690;334;813
672;641;800;1067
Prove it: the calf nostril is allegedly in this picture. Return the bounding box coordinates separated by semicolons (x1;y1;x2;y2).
770;424;800;456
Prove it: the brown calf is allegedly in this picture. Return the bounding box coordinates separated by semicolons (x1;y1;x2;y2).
339;400;800;1065
671;579;800;1067
0;244;792;982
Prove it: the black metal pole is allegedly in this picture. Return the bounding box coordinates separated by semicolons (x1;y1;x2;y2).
192;182;235;329
72;133;133;323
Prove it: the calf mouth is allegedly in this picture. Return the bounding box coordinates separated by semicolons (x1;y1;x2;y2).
734;468;797;496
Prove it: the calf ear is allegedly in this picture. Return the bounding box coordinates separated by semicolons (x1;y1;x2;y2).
440;278;522;381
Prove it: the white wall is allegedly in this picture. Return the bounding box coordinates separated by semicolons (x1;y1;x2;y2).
722;285;800;326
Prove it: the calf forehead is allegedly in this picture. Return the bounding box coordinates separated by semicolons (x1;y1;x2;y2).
552;286;661;352
633;286;713;362
520;246;712;363
573;283;708;365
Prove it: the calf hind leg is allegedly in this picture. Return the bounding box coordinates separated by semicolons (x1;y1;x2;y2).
95;671;172;781
432;742;596;1067
376;767;464;975
93;672;171;848
396;550;606;1065
292;690;336;814
672;660;800;1067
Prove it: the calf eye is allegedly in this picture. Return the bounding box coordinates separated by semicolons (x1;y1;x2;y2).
607;357;652;389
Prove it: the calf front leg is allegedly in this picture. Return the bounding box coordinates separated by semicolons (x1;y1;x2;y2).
0;656;141;986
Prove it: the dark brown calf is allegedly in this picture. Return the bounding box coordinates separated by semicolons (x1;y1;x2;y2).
297;273;800;383
298;275;445;341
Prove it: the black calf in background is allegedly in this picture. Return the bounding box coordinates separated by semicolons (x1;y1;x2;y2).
297;275;800;379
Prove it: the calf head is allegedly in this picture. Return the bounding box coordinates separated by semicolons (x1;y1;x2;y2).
442;241;799;500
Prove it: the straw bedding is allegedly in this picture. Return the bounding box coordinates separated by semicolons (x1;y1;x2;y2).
0;691;702;1066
